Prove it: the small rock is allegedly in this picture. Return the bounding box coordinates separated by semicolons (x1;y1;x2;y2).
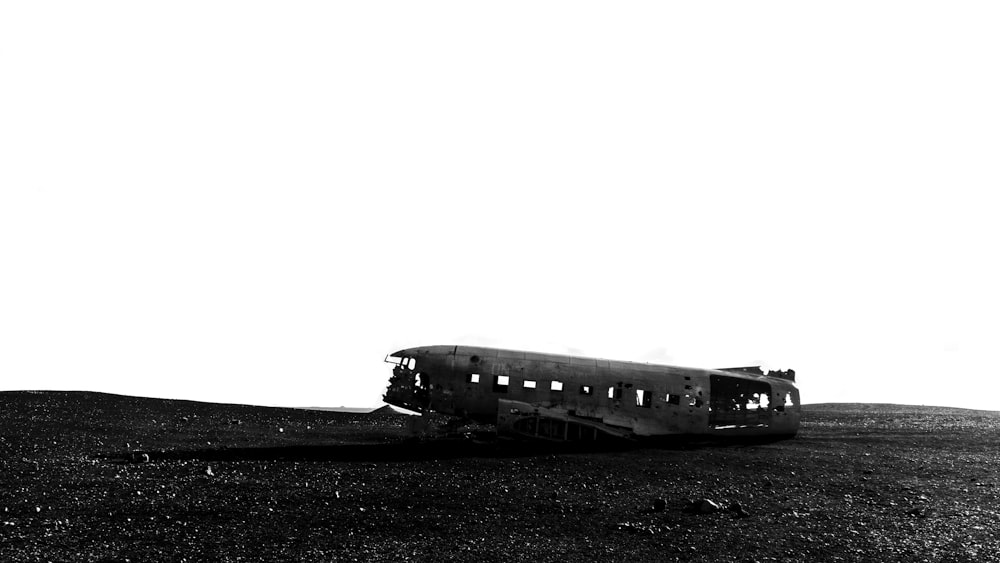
683;499;721;514
205;466;214;477
698;499;721;514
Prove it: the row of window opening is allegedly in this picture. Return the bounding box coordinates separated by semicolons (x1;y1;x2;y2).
467;373;708;408
466;373;795;411
469;373;571;392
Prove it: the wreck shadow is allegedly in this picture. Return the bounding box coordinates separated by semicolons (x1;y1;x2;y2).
106;439;635;464
105;433;796;464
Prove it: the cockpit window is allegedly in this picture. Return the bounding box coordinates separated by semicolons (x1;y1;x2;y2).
385;355;417;370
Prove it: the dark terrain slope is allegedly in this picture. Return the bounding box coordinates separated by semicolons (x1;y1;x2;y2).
2;391;999;562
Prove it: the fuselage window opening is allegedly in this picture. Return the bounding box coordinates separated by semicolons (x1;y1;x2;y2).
467;373;480;384
636;389;652;408
523;379;537;389
608;386;621;400
755;392;770;409
580;385;593;396
666;393;680;405
493;375;509;393
772;391;795;411
551;381;564;392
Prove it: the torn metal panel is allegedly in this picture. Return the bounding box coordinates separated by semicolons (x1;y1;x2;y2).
384;345;801;440
719;366;796;382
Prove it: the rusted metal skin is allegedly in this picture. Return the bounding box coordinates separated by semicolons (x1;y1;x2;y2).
383;345;800;441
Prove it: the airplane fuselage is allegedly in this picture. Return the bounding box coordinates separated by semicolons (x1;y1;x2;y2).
384;345;800;440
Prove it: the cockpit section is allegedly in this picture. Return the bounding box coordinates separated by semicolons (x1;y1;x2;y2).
383;353;429;412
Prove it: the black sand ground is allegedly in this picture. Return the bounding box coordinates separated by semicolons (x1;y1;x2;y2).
2;391;998;562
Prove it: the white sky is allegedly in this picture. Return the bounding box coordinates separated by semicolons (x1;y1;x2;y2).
2;2;998;410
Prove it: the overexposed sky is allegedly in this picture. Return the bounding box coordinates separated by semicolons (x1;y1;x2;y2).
2;2;998;409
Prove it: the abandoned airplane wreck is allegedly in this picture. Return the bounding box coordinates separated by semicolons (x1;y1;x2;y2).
384;345;800;441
